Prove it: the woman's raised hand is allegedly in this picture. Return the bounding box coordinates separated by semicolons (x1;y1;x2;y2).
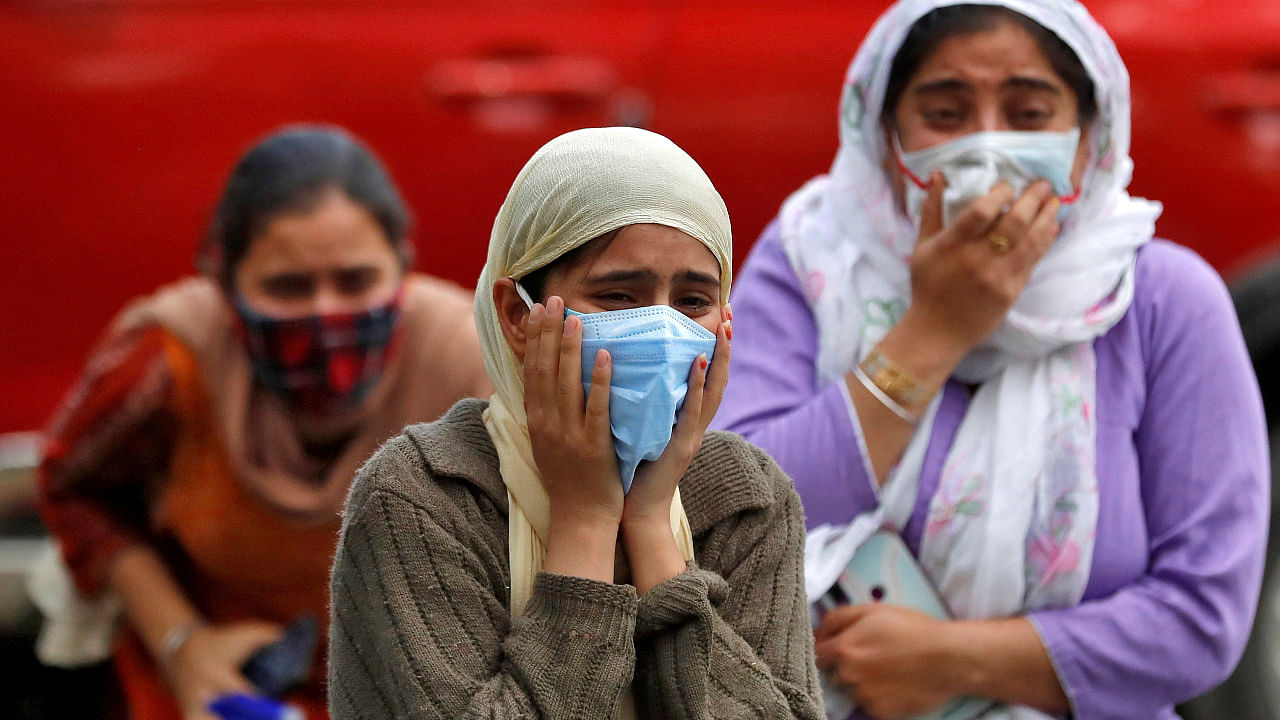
523;296;624;582
901;172;1061;364
625;306;732;523
622;306;731;592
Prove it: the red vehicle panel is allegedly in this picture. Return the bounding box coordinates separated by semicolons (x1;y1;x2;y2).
2;0;1279;436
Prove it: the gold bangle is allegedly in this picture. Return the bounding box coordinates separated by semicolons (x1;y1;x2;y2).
859;347;927;411
853;363;919;422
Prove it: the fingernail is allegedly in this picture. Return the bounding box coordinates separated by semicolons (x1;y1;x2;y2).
725;303;734;322
699;354;708;371
725;321;733;341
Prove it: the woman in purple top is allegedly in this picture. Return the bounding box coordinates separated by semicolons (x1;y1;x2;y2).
712;1;1268;718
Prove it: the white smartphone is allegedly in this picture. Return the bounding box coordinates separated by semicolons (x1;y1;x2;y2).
815;530;994;720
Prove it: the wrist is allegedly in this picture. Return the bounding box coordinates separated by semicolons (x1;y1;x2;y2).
621;518;686;593
936;620;990;698
620;513;676;543
879;310;971;387
157;617;207;673
544;513;620;583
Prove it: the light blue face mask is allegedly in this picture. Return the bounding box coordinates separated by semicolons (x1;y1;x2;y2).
515;282;717;493
896;129;1082;229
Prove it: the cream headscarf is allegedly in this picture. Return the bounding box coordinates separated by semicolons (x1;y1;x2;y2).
474;128;732;635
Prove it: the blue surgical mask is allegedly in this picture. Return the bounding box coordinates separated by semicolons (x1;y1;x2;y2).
896;129;1081;229
515;282;716;492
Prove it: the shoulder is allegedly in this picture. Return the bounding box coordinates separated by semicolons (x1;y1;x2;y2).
1133;240;1235;322
113;277;231;349
1126;240;1243;356
679;430;800;538
404;273;476;316
401;273;488;358
396;275;492;395
739;219;791;277
342;398;504;523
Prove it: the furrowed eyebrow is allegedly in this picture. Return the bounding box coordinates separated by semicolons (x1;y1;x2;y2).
581;269;657;285
912;76;1062;96
1002;76;1063;95
676;270;720;287
912;78;971;96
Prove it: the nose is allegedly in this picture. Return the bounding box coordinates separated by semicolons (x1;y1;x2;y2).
311;284;347;317
977;105;1005;133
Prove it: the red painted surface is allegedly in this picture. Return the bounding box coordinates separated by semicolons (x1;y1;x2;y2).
3;0;1279;433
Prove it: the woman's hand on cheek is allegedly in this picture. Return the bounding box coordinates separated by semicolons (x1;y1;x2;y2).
523;296;623;533
623;308;731;526
815;604;965;720
620;310;728;592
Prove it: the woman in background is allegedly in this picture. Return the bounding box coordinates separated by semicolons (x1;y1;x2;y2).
38;125;491;720
714;1;1268;717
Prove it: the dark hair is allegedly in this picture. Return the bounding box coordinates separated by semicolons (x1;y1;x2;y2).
516;230;621;303
881;5;1098;127
200;125;412;286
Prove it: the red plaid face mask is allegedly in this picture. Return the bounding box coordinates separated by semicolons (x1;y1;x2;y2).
234;292;403;414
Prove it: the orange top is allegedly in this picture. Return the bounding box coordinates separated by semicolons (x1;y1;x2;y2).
115;333;334;719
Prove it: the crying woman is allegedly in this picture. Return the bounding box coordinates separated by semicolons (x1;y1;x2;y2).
326;127;824;720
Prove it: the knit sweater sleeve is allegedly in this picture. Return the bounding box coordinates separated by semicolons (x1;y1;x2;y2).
631;436;824;719
328;435;639;720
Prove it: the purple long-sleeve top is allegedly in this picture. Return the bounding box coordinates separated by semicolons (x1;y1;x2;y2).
712;221;1269;719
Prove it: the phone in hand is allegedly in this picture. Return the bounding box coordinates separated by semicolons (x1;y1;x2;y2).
816;531;993;720
240;615;317;699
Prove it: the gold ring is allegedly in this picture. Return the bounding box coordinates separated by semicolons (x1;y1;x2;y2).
988;233;1011;253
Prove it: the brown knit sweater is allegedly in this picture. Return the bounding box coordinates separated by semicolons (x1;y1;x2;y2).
328;398;823;719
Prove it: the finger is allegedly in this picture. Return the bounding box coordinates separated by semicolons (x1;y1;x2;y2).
1016;195;1061;269
951;181;1016;241
211;666;258;695
534;296;565;413
584;349;612;437
556;314;585;420
522;302;545;381
815;603;873;640
988;180;1053;251
672;352;708;448
813;637;839;669
700;317;731;426
918;170;946;239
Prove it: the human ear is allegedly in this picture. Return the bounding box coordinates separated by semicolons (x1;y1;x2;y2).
494;277;533;362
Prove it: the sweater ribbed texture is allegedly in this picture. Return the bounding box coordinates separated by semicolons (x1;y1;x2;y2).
329;398;822;719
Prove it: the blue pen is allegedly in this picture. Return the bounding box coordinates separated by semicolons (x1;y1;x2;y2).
208;693;304;720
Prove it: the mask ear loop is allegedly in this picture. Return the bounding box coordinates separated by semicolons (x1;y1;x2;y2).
511;278;536;310
891;133;933;191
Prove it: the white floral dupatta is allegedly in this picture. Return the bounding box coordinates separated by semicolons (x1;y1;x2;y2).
793;2;1161;718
